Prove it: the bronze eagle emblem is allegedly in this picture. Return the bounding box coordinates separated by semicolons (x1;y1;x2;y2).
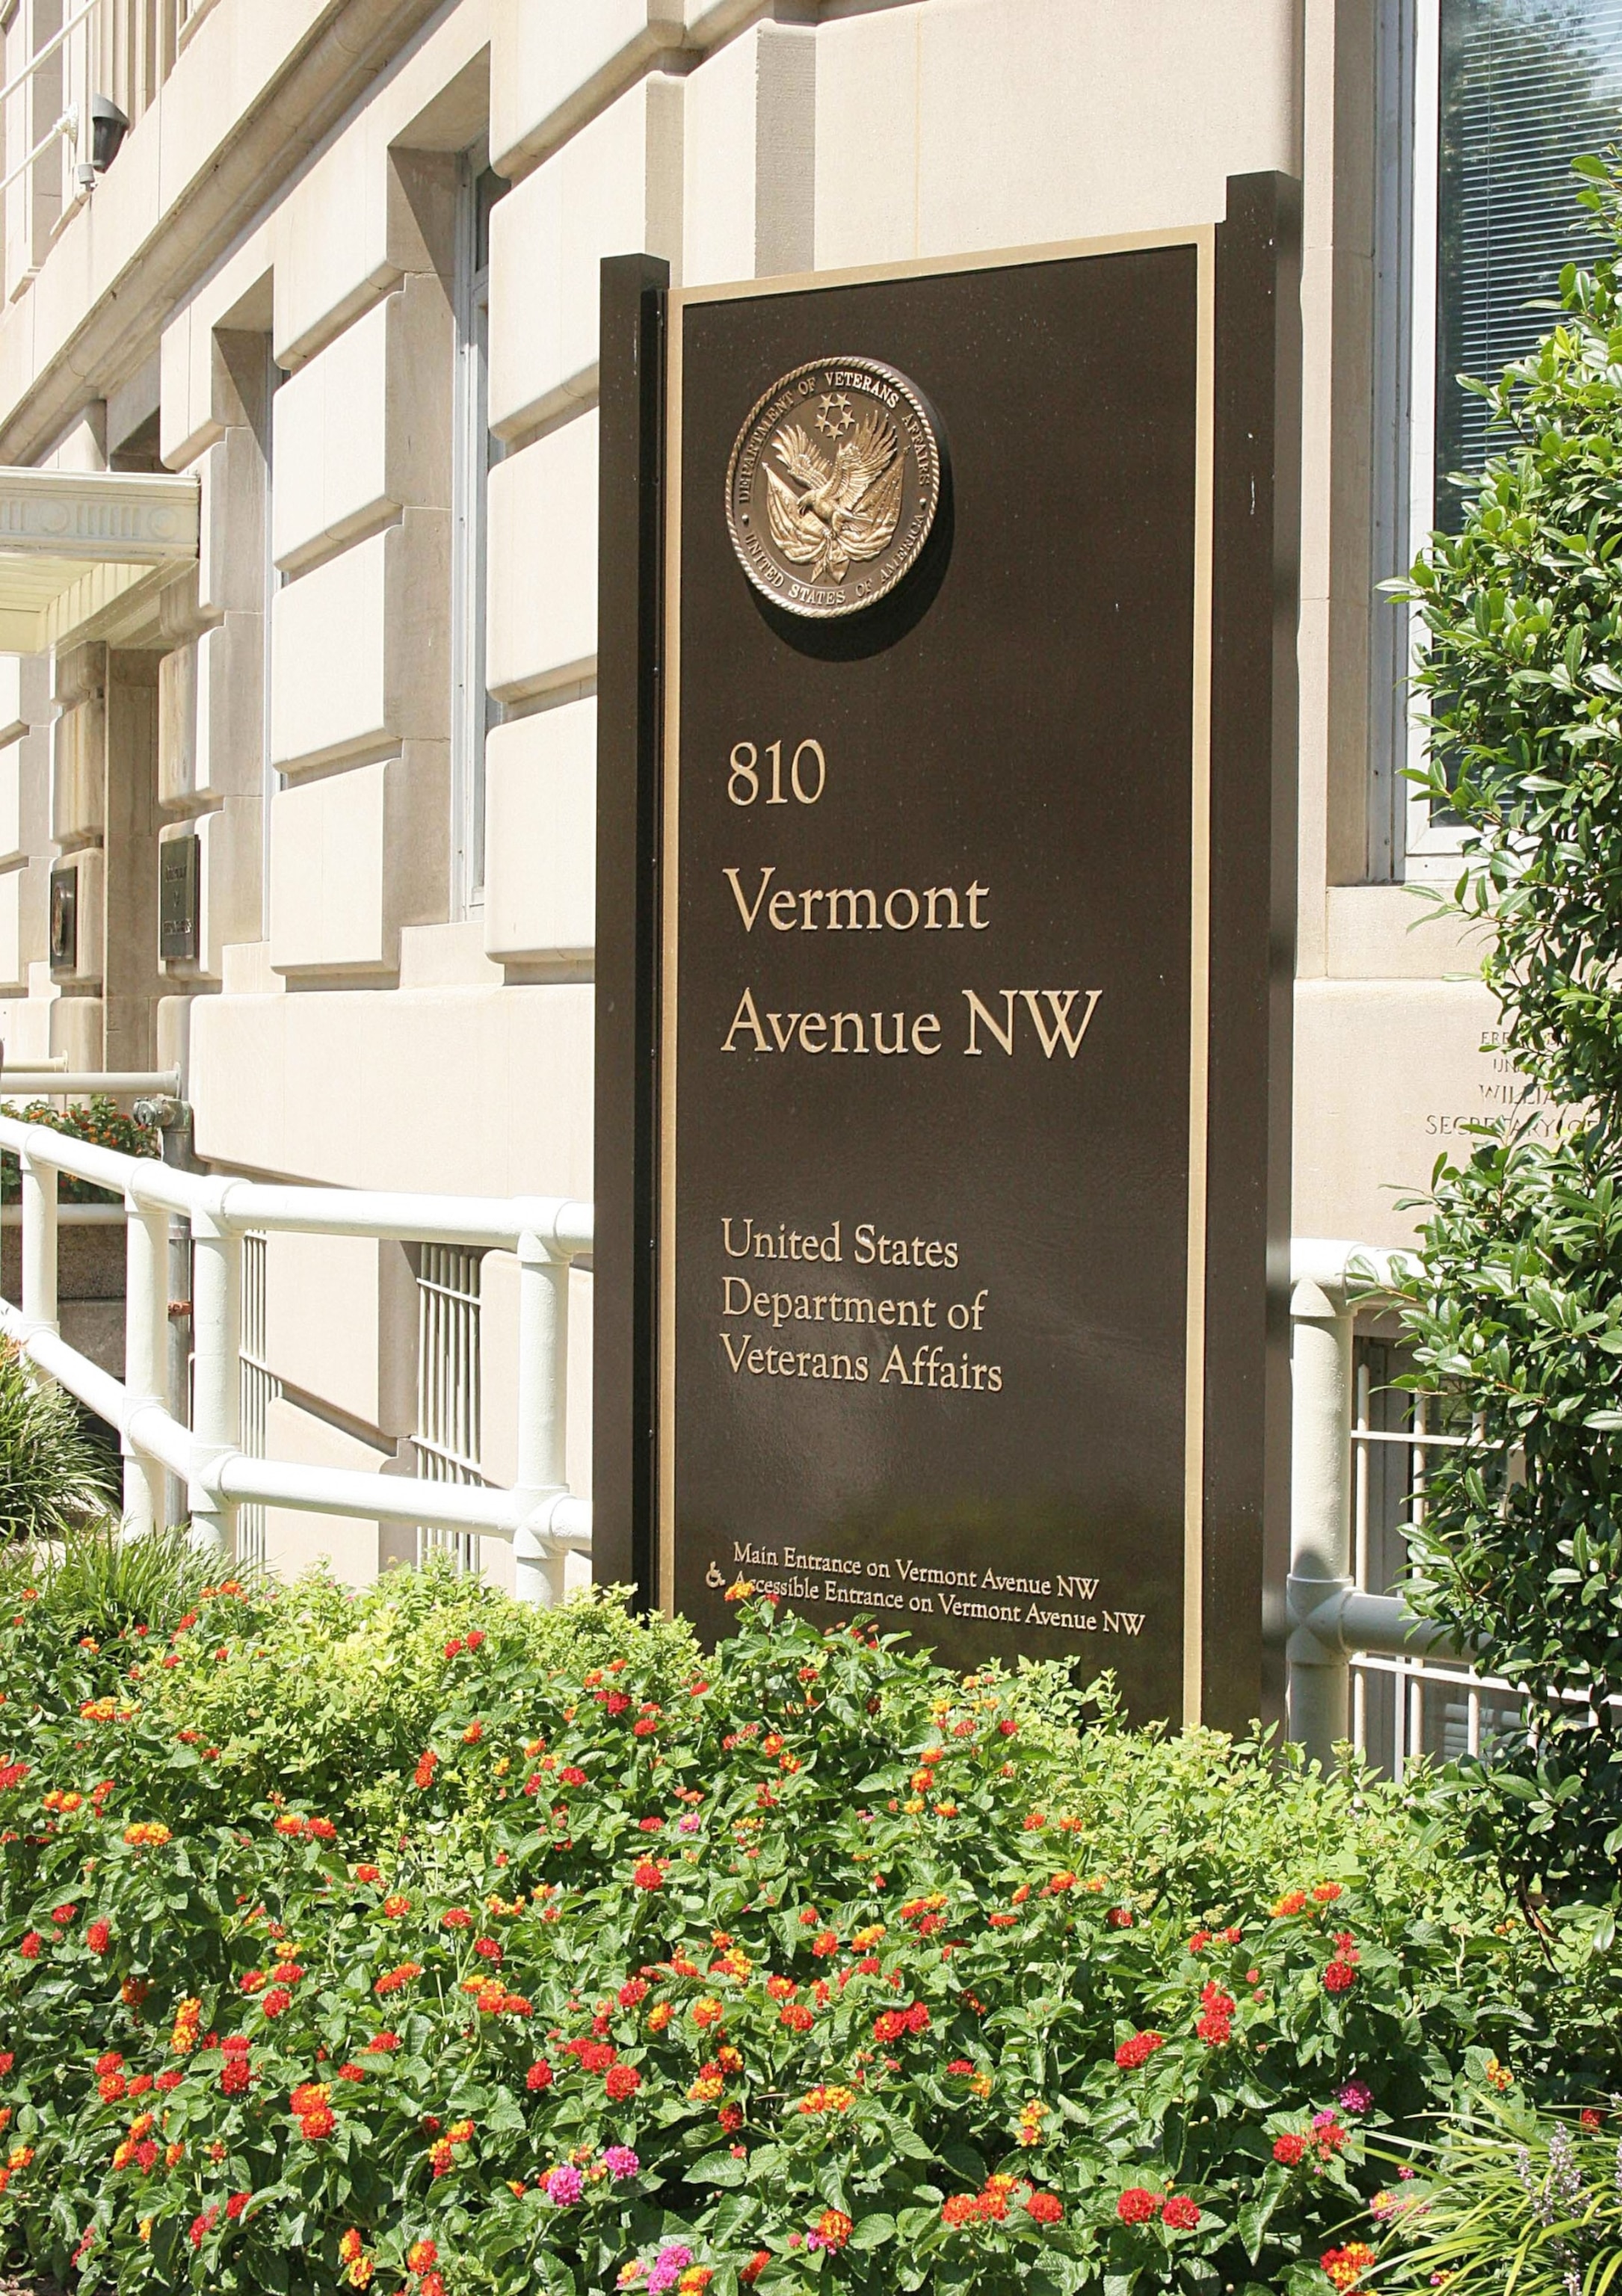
763;412;904;585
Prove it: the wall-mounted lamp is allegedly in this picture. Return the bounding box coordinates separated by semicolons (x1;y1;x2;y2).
74;93;128;190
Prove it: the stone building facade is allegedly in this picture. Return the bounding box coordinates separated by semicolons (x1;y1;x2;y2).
0;0;1582;1584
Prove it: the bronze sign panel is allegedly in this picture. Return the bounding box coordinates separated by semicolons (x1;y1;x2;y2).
594;183;1299;1731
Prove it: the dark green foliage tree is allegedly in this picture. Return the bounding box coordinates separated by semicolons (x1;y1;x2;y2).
1394;152;1622;1915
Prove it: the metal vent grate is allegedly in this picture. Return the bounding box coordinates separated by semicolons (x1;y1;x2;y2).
414;1244;485;1573
236;1232;279;1573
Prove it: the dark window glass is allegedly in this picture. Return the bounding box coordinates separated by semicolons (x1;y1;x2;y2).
1435;0;1622;525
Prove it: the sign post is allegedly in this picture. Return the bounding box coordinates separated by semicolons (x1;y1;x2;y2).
596;179;1299;1730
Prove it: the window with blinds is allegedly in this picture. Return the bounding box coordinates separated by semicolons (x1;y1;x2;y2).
1434;0;1622;520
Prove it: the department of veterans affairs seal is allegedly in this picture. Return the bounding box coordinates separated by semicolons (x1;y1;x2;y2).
725;357;941;619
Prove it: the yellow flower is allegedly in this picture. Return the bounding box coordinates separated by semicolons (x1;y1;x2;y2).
138;2220;152;2244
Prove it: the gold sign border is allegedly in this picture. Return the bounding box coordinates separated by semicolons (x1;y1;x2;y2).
658;226;1217;1728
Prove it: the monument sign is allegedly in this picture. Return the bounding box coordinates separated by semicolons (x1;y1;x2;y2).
595;179;1299;1729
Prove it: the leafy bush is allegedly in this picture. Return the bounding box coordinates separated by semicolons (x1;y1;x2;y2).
0;1097;157;1206
1390;151;1622;1911
1377;2094;1622;2296
0;1339;117;1540
0;1567;1607;2296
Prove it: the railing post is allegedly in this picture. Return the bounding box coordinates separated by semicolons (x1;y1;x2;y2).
1287;1271;1354;1764
187;1203;240;1559
18;1147;58;1339
122;1195;170;1534
513;1229;570;1606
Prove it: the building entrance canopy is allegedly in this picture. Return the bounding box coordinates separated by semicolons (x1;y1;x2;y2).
0;467;197;653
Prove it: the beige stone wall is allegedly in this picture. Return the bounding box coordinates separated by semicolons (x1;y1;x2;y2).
0;0;1526;1588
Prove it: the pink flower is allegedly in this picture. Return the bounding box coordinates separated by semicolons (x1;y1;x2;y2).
544;2164;584;2206
1339;2080;1373;2114
647;2246;694;2295
603;2146;641;2179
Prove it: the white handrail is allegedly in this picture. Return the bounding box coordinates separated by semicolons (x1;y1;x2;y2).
1;1070;182;1097
0;0;102;111
1;1110;593;1602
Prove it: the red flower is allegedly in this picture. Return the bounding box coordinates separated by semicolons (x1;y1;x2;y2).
1115;2031;1165;2070
156;2071;182;2093
1324;1960;1357;1994
444;1639;464;1660
188;2207;218;2249
1107;1908;1133;1928
220;2058;252;2096
813;2209;851;2250
413;1751;438;1791
338;2064;366;2082
1273;2133;1308;2165
262;1988;292;2019
1313;1883;1343;1903
632;1859;665;1891
780;2003;815;2032
942;2195;979;2227
560;1766;588;1787
367;2032;400;2051
526;2060;553;2092
605;2064;641;2100
474;1937;502;1963
1026;2192;1064;2225
904;2001;931;2033
1117;2188;1162;2225
442;1909;472;1929
619;1978;650;2007
741;2253;771;2285
98;2072;126;2102
18;1932;40;1960
1163;2197;1200;2231
466;1629;485;1650
226;2194;248;2221
296;2102;336;2140
86;1919;111;1954
50;1903;76;1925
633;1718;659;1737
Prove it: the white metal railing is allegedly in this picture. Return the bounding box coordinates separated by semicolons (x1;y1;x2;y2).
0;1109;592;1603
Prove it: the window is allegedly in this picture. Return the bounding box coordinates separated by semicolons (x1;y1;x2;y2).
1375;0;1622;874
451;155;505;918
1347;1334;1523;1777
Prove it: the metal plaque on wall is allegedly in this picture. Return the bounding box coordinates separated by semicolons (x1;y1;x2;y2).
159;833;200;963
48;864;77;975
594;179;1300;1731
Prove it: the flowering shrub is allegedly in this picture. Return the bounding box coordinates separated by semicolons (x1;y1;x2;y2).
0;1097;156;1206
0;1564;1606;2295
